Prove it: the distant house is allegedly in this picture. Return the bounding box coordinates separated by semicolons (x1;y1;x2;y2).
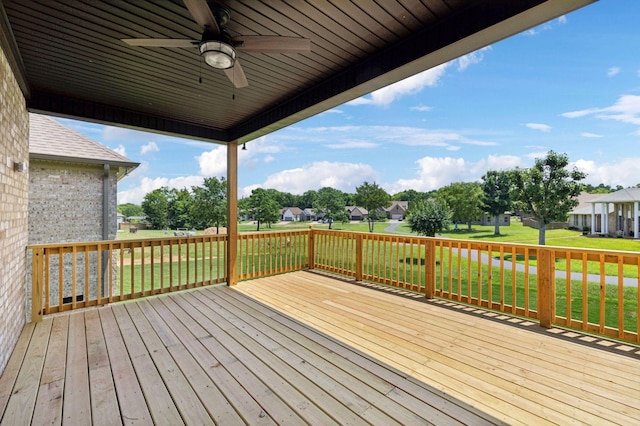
301;208;317;221
588;188;640;238
384;201;408;220
472;213;512;227
567;192;610;232
346;206;368;221
281;207;303;221
27;113;139;315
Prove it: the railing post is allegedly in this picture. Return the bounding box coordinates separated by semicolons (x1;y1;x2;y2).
355;233;363;281
308;226;315;270
537;247;553;328
31;247;44;323
425;239;436;299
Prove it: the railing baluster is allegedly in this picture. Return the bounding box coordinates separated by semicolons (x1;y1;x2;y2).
599;253;606;334
71;246;77;310
618;255;624;339
582;252;588;330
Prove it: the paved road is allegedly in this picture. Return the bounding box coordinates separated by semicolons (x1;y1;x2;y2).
383;221;638;287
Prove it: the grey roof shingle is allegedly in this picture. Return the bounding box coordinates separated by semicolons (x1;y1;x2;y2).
590;187;640;203
29;114;139;169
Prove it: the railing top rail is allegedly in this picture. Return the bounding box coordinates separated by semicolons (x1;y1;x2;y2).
27;233;229;250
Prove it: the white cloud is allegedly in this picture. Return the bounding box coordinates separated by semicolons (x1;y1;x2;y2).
457;46;491;71
385;155;522;194
102;126;150;142
410;105;433;112
261;161;378;194
117;175;204;205
526;151;551;159
607;67;621;77
561;109;599;118
581;132;603;138
562;94;640;125
346;47;490;108
112;144;127;156
524;15;567;36
140;141;159;154
525;123;552;132
320;109;343;115
348;64;449;107
574;158;640;187
197;146;227;176
264;155;275;163
324;140;379;149
240;184;262;198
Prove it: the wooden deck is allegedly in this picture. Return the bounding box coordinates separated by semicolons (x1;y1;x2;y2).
2;271;640;425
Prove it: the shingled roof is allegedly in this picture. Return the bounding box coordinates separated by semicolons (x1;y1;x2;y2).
29;114;139;177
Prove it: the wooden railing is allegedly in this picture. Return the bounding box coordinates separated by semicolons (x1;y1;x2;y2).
29;235;227;321
29;228;640;344
310;229;640;344
237;230;309;280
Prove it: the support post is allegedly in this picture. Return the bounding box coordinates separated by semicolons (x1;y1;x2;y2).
31;247;44;323
425;239;436;299
537;247;553;328
227;143;238;286
355;233;363;281
308;226;315;270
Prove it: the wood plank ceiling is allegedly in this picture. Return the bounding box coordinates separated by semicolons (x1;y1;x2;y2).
1;0;596;145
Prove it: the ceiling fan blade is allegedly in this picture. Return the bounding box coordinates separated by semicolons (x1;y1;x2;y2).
233;36;311;53
183;0;220;35
224;60;249;88
122;39;197;48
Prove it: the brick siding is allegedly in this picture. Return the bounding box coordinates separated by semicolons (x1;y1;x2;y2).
0;45;29;374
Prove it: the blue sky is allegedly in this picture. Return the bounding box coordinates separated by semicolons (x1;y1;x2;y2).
56;1;640;205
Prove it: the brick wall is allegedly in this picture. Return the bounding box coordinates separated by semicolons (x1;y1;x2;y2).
27;160;119;317
29;160;118;243
0;44;29;374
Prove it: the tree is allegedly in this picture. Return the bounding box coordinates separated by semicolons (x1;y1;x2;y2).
117;203;143;219
247;188;280;231
354;181;391;232
298;190;318;209
436;182;483;231
166;188;193;229
407;199;452;237
141;188;169;229
191;177;227;232
481;170;513;235
313;187;348;230
511;150;586;245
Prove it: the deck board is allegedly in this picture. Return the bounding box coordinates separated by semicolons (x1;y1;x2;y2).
2;270;640;425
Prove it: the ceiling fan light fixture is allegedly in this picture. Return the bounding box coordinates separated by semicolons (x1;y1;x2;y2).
200;41;236;69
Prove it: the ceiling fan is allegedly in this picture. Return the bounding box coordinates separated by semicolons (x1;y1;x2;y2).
121;0;311;88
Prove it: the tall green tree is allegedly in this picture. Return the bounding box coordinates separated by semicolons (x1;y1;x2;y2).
481;170;513;236
117;203;144;219
191;177;227;232
298;190;318;209
511;150;586;245
436;182;483;231
313;187;348;230
247;188;280;231
166;188;193;229
354;181;391;232
141;188;169;229
407;199;452;237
